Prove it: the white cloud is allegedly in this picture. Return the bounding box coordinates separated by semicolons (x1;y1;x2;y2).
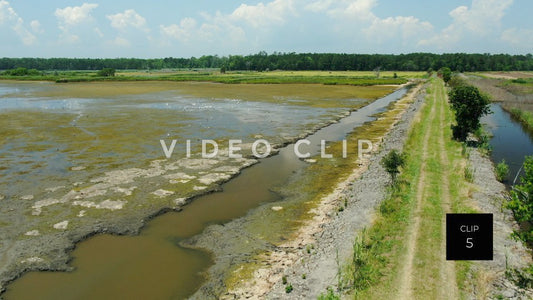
196;12;247;46
110;36;130;47
30;20;43;33
419;0;513;49
331;0;377;21
156;0;439;54
6;0;525;56
305;0;335;13
107;9;147;31
501;28;533;48
0;0;16;24
160;18;197;42
55;3;99;44
160;11;246;49
94;27;104;37
364;16;433;43
13;21;36;45
305;0;376;21
301;0;433;49
448;0;512;35
230;0;295;28
55;3;98;26
0;0;36;45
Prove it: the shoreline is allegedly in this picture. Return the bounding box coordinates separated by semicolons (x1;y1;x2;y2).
466;149;532;298
186;83;424;298
0;85;407;296
252;83;425;299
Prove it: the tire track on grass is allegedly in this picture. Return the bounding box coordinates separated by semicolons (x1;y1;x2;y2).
397;82;436;300
436;80;458;299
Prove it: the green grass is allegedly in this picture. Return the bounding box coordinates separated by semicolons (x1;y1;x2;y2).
500;78;533;95
335;90;432;298
336;78;479;299
0;70;409;86
508;107;533;132
318;287;341;299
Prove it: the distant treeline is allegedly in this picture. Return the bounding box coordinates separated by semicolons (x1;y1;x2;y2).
1;52;532;72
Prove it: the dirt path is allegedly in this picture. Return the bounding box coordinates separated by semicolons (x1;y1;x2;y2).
398;79;458;299
397;82;435;299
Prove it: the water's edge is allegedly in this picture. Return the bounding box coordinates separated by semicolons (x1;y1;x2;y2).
2;86;409;299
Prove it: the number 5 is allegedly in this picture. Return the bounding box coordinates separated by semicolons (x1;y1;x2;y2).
466;237;473;249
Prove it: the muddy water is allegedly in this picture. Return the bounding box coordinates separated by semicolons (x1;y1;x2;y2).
482;103;533;185
5;87;407;300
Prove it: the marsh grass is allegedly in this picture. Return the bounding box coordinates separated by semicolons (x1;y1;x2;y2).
509;107;533;132
0;70;412;86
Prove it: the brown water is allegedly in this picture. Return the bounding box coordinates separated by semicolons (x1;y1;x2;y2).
4;88;408;300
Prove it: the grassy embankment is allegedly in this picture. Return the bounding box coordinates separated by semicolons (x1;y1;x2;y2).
502;78;533;131
327;78;478;299
0;70;422;85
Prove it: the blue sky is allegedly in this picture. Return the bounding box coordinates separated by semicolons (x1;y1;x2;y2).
0;0;532;58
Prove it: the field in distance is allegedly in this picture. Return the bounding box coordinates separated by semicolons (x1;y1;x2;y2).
0;69;423;85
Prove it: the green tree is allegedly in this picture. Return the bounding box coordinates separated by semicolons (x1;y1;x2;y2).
448;75;467;88
3;67;40;76
381;149;406;182
97;68;115;77
448;85;491;141
508;156;533;243
440;67;452;84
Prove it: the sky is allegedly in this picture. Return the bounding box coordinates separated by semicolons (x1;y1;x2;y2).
0;0;532;58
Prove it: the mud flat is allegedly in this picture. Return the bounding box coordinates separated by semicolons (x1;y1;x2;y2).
0;81;398;298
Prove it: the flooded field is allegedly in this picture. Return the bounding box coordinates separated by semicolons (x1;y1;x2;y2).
0;81;397;297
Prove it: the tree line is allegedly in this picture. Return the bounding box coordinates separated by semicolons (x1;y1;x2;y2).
0;52;532;72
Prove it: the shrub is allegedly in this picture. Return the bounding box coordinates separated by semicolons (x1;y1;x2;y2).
318;287;341;300
511;78;527;84
97;68;116;77
508;156;533;244
380;149;406;182
3;67;40;76
464;165;474;183
448;75;467;88
440;67;452;84
285;283;293;293
495;159;509;182
505;265;533;289
351;232;374;290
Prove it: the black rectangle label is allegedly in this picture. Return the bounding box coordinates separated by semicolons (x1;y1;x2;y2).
446;213;493;260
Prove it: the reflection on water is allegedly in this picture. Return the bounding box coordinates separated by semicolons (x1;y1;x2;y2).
482;104;533;184
0;82;340;200
4;87;408;300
